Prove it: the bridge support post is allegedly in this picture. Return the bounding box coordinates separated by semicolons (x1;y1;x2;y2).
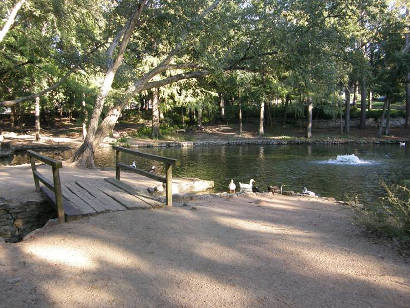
52;166;65;223
166;163;172;207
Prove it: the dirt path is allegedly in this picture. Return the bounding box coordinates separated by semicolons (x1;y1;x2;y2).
1;193;409;307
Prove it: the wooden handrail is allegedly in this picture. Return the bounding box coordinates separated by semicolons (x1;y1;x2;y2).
112;146;176;165
27;150;62;168
27;150;65;223
113;146;176;206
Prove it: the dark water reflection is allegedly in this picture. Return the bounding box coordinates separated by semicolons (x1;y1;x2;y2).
2;144;410;204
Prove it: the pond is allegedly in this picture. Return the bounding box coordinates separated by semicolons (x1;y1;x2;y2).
2;144;410;204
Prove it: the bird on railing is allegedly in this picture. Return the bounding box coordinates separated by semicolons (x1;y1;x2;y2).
229;179;236;193
130;161;137;168
400;142;406;147
239;179;255;193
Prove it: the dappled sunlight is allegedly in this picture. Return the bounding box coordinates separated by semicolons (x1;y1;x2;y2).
22;237;151;272
192;241;252;265
215;216;317;237
44;281;118;307
23;245;97;269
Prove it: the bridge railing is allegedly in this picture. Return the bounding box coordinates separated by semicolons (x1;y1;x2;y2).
112;146;177;206
27;150;65;222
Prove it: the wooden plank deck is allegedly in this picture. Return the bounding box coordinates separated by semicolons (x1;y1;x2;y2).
41;178;156;218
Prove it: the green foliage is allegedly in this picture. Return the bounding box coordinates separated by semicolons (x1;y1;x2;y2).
355;183;410;248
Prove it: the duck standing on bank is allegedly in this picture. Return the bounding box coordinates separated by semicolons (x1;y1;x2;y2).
239;179;255;193
302;187;316;197
229;179;236;193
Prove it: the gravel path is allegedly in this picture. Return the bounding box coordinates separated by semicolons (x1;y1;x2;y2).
1;194;409;307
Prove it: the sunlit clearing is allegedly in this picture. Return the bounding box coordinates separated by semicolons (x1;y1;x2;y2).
23;237;150;272
24;245;96;269
216;216;310;236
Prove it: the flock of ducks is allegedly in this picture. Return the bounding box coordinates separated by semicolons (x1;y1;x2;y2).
228;179;316;196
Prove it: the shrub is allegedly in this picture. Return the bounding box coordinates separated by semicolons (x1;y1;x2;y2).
355;182;410;249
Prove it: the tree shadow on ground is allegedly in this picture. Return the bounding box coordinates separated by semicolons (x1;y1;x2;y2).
1;193;409;307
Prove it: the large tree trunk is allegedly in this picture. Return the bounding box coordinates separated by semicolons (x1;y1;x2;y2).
377;96;388;137
344;87;351;135
339;102;343;135
360;78;367;129
259;100;265;136
72;0;221;165
405;15;410;127
239;99;243;135
82;99;88;140
35;97;40;141
306;98;313;138
368;90;372;111
10;106;15;129
352;82;357;106
151;89;160;139
0;0;26;43
219;94;225;121
197;106;202;127
385;98;391;136
72;3;146;167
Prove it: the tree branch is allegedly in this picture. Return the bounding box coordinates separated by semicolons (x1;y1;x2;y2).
0;0;26;43
0;41;107;107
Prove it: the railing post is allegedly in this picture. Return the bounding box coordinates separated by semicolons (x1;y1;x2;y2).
30;156;40;192
165;162;172;207
116;149;120;180
52;166;65;223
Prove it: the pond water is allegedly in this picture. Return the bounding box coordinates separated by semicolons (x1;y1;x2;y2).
2;144;410;204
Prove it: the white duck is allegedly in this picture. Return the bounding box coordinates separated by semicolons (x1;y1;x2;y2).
130;161;137;168
149;166;156;173
239;179;255;192
400;142;406;147
302;187;316;197
229;179;236;193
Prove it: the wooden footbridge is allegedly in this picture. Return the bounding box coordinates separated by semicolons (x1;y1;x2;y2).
28;146;176;223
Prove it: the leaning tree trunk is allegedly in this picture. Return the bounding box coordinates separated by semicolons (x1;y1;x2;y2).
0;0;26;43
306;98;313;138
360;78;367;129
344;87;351;135
72;3;146;167
377;96;388;137
259;100;265;136
35;97;40;141
151;88;160;139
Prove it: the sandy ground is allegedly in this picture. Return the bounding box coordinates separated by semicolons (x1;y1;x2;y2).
1;192;409;307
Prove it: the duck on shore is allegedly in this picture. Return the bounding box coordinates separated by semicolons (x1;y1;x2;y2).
302;187;316;197
229;179;236;193
239;179;255;193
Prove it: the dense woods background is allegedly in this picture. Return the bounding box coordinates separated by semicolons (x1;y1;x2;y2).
0;0;409;166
